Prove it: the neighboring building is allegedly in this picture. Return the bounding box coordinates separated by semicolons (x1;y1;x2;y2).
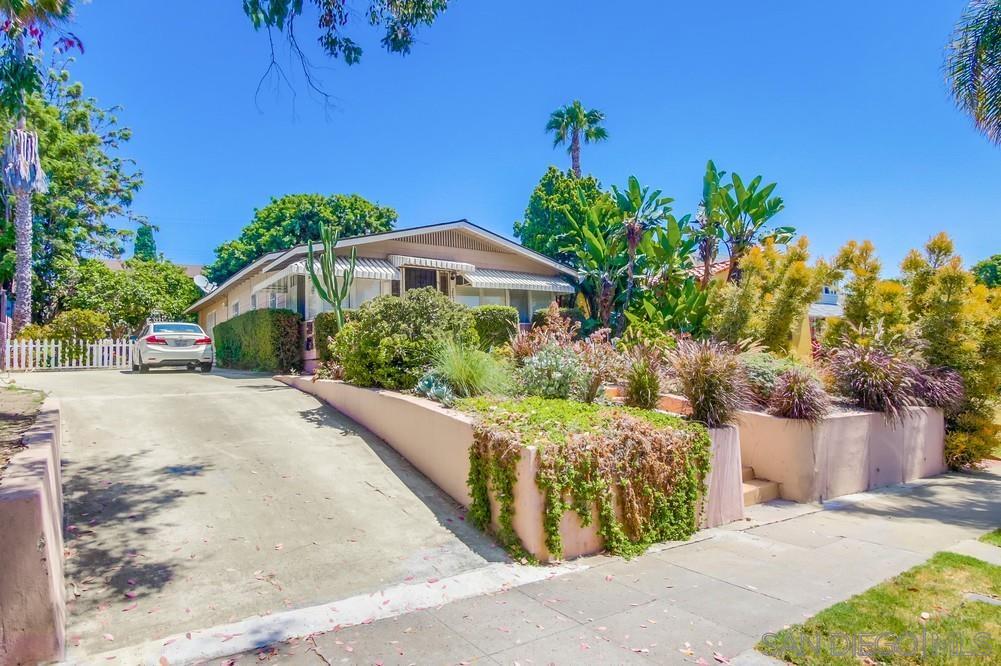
100;258;205;279
184;220;577;366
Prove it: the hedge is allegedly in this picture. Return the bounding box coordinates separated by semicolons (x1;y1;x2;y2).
471;305;519;349
215;309;303;372
313;310;354;362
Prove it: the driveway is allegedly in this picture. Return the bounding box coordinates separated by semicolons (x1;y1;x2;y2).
16;369;505;658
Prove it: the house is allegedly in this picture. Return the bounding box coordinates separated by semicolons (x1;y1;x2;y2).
184;220;578;367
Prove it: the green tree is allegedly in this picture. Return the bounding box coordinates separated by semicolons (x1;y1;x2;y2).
972;253;1001;287
0;69;141;322
945;1;1001;144
611;176;673;323
67;258;202;333
1;0;79;331
205;193;396;283
513;166;611;266
694;160;728;288
562;197;628;330
545;100;608;177
133;222;157;261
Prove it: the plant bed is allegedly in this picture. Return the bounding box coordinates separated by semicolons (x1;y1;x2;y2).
0;395;65;664
278;377;743;561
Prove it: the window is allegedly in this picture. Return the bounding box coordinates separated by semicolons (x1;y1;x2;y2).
275;293;286;309
250;293;258;310
207;311;217;332
268;292;277;309
454;285;479;307
352;278;382;307
480;289;506;306
404;267;437;291
232;300;240;317
153;323;203;334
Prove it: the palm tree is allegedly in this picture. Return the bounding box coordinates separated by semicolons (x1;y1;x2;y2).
545;101;608;177
946;1;1001;145
1;0;72;332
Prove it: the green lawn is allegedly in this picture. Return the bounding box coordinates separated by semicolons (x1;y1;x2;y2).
981;529;1001;548
758;552;1001;665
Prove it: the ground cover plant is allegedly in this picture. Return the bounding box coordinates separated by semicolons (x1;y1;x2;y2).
459;396;711;560
757;552;1001;665
981;529;1001;548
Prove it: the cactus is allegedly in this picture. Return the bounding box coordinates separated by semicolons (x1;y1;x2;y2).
305;224;356;329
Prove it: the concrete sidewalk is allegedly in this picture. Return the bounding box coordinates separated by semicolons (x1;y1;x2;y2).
88;463;1001;665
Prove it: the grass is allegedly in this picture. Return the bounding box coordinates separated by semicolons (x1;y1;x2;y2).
457;396;704;448
758;552;1001;665
980;529;1001;548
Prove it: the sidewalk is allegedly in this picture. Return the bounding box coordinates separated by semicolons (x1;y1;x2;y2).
91;464;1001;665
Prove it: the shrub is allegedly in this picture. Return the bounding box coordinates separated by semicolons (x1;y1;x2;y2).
517;344;584;399
331;287;478;390
740;351;800;404
214;309;303;372
313;310;354;362
944;412;999;470
575;328;624;403
829;341;920;423
912;366;965;413
509;302;580;364
431;339;511;398
471;305;519;349
312;360;344;382
17;323;51;340
768;367;830;422
669;339;751;428
623;344;663;410
531;306;584;328
46;309;110;341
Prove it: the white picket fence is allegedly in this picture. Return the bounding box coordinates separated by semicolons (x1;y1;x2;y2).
4;338;133;371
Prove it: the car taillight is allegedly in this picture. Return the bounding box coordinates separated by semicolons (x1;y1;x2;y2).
195;336;211;345
145;335;168;344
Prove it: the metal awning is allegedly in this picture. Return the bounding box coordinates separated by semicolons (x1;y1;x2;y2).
252;257;399;293
464;269;576;294
389;254;475;273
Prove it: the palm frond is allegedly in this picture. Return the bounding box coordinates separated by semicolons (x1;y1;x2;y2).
945;0;1001;144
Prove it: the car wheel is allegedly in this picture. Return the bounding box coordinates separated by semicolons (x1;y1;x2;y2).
132;361;139;372
200;362;213;373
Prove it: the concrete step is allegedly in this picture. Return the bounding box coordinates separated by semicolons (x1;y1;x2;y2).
743;479;779;507
742;465;755;482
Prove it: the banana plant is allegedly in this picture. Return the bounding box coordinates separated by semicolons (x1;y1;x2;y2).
305;223;356;329
718;172;792;281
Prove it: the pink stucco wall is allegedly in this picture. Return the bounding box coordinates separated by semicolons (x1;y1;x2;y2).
279;377;742;561
738;407;946;503
0;398;65;664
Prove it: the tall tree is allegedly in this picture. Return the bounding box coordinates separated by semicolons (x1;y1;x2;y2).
242;0;453;99
1;0;79;331
1;70;142;322
513;166;612;266
205;193;397;283
946;1;1001;144
133;222;157;261
972;253;1001;287
545;100;608;177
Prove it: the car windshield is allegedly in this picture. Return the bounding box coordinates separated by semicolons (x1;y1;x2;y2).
152;323;203;334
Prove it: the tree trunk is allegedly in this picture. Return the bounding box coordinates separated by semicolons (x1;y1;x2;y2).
12;187;33;333
570;130;581;177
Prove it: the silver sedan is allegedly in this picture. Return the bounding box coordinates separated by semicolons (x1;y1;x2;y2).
132;322;214;373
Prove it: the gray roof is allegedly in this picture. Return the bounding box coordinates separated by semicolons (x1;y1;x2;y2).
808;302;844;319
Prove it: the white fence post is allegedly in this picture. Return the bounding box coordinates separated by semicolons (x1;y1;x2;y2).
3;338;132;371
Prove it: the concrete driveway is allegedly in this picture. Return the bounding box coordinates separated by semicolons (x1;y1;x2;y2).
16;369;505;658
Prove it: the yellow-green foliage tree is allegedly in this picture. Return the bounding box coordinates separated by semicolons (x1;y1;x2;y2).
822;240;909;346
708;237;833;353
900;233;1000;467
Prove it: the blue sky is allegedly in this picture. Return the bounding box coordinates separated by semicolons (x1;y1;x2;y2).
67;1;999;273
